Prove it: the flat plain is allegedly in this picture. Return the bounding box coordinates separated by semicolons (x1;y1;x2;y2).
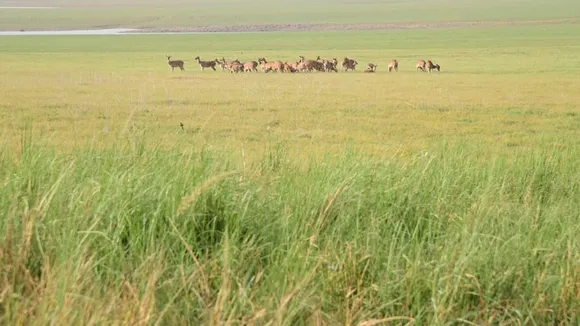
1;1;579;325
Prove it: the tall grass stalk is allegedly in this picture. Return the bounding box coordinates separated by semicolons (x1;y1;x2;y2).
1;135;578;325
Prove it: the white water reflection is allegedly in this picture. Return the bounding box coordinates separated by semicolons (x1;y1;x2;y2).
0;28;138;35
0;28;266;35
0;7;57;9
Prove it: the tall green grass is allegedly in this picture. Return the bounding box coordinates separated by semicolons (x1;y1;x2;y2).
1;134;579;325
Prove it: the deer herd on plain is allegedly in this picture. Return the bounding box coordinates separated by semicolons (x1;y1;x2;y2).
166;55;441;74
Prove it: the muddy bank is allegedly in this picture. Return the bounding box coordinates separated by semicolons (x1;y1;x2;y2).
133;18;578;34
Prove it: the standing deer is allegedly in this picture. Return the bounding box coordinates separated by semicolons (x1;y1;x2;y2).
258;57;283;73
228;62;245;74
218;57;240;71
194;56;218;71
286;61;301;73
416;60;426;72
167;55;185;72
388;60;398;72
426;60;441;73
342;57;358;72
298;56;324;72
243;60;259;72
318;56;338;72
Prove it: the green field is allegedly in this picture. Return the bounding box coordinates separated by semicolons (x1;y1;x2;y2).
2;0;580;31
1;1;580;325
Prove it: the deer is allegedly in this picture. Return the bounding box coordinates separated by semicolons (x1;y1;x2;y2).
342;57;358;72
194;56;218;71
426;60;441;73
323;58;339;72
166;55;185;72
258;57;283;73
286;61;301;72
416;60;427;72
218;57;240;71
296;61;309;73
316;57;337;72
298;56;324;72
388;60;398;72
228;62;245;74
243;60;259;72
364;63;377;73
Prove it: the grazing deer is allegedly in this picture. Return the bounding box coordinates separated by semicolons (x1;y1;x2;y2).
258;57;283;73
416;60;426;72
388;60;398;72
364;63;377;73
167;55;185;72
342;57;358;72
194;56;218;71
426;60;441;73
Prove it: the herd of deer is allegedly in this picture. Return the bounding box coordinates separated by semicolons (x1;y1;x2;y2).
166;55;441;74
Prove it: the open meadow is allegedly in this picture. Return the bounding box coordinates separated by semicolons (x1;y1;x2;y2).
1;1;580;325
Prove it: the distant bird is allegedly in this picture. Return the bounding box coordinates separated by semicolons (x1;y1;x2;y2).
180;122;184;131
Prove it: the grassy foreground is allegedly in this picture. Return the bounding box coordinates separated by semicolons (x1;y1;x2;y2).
1;12;580;324
1;135;579;324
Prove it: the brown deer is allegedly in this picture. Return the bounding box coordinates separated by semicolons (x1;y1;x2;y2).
342;57;358;72
416;60;426;72
296;61;309;73
298;56;315;72
194;56;218;71
325;58;339;72
312;56;326;72
258;57;283;73
282;62;298;73
218;57;240;71
364;63;377;73
298;56;324;72
228;62;245;74
243;60;259;72
167;55;185;72
388;60;398;72
287;61;301;72
312;56;336;72
426;60;441;73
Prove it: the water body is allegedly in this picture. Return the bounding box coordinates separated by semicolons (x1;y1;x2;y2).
0;28;139;36
0;6;57;9
0;28;266;36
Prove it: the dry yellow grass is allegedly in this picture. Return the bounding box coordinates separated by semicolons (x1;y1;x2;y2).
1;26;580;161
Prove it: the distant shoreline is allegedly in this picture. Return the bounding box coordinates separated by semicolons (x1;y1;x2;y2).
0;6;57;9
1;18;577;36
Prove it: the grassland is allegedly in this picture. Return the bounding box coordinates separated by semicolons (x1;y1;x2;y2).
2;0;580;31
2;24;580;159
1;1;580;324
